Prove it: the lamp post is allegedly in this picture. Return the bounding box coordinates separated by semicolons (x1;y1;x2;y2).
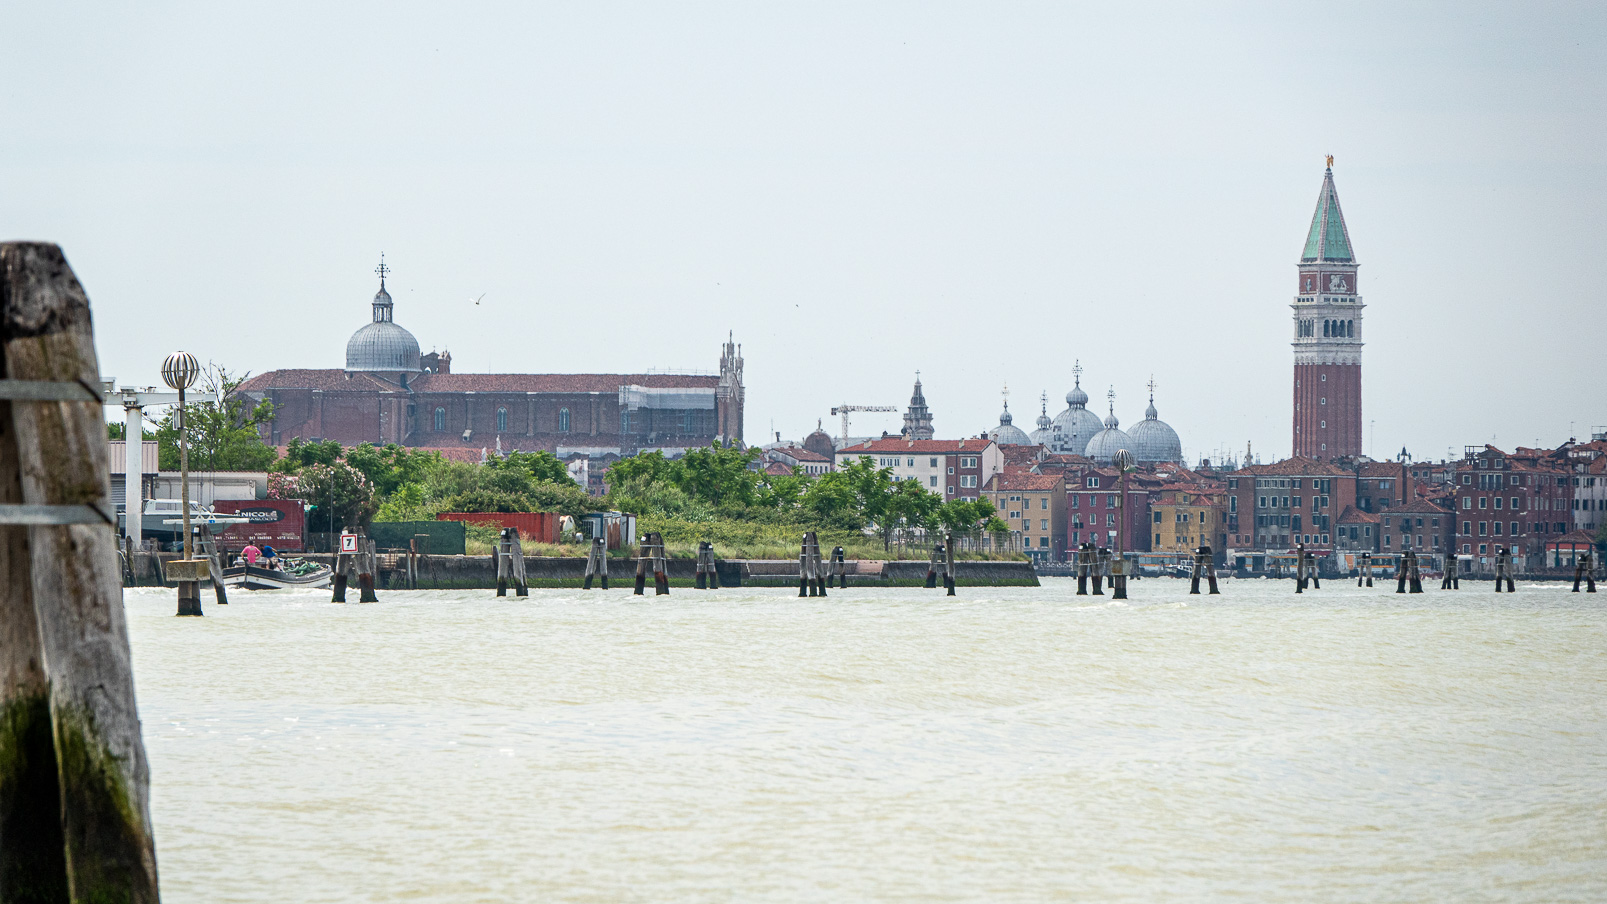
162;351;202;615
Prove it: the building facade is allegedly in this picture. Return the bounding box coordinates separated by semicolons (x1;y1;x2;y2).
1150;485;1227;557
1451;445;1573;568
1292;161;1364;460
983;471;1065;562
835;438;1002;501
235;265;744;457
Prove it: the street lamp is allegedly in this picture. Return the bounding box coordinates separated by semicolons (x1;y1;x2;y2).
162;351;202;616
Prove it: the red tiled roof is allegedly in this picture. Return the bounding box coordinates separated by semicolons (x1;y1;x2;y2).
410;373;719;394
984;472;1060;492
1335;505;1378;524
1547;529;1598;548
1390;499;1451;515
1357;461;1406;476
1234;456;1352;477
235;369;406;393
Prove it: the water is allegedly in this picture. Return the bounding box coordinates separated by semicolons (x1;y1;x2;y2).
123;578;1607;903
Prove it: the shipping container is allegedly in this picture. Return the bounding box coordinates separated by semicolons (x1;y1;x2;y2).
435;511;560;543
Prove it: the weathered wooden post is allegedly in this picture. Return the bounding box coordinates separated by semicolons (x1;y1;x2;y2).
583;536;608;589
1494;546;1515;593
1308;549;1321;589
1441;550;1458;590
1075;543;1089;595
357;537;378;602
831;546;847;588
1189;546;1204;595
633;535;650;595
924;540;942;589
1575;551;1597;593
1110;551;1128;600
510;530;528;597
1295;544;1306;593
495;528;511;597
1091;547;1106;595
1409;550;1424;593
1203;545;1219;594
652;533;670;596
944;531;957;596
0;241;160;901
1396;550;1410;593
197;522;228;606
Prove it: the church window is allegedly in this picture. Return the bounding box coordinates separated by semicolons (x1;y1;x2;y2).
1321;397;1326;405
559;408;571;432
496;407;508;432
1320;420;1326;428
1321;374;1327;381
621;411;632;433
685;412;696;434
434;407;445;431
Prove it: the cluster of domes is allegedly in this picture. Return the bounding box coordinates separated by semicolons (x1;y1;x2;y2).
985;367;1184;464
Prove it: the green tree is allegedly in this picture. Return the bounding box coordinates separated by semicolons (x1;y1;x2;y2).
290;462;377;533
674;443;762;507
274;437;343;471
107;421;126;440
486;449;572;485
879;479;942;550
345;443;446;497
154;364;277;471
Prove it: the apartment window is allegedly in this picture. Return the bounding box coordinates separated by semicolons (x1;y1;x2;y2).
496;407;508;432
929;476;938;488
434;407;446;431
1479;497;1487;509
1039;537;1049;548
1478;522;1487;536
1154;512;1163;524
1088;476;1100;488
1041;520;1048;531
1106;513;1116;526
960;457;978;468
1107;495;1117;507
1510;521;1519;535
947;487;954;494
1070;495;1078;509
1510;496;1519;509
1494;497;1503;510
684;412;695;433
907;458;914;467
1493;522;1502;536
961;475;977;488
1384;534;1391;547
1041;498;1048;510
948;467;954;474
930;458;938;467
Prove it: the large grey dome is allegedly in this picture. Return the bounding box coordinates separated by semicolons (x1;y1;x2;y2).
1127;392;1183;463
1050;372;1103;454
346;282;423;375
1083;403;1134;463
987;402;1033;446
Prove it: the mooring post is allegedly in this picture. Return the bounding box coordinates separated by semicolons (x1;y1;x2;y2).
1396;551;1409;593
0;241;161;901
1075;543;1089;595
695;541;708;589
358;537;378;602
1295;544;1306;593
943;531;957;596
495;528;510;597
1579;551;1598;593
1092;547;1106;595
1189;546;1203;595
633;535;649;595
331;545;349;602
833;546;847;588
1111;551;1128;600
1203;545;1219;594
798;533;810;597
1309;550;1321;589
1442;550;1458;590
511;530;528;597
925;540;941;589
652;533;669;595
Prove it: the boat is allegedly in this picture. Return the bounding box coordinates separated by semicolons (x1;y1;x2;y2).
222;559;333;590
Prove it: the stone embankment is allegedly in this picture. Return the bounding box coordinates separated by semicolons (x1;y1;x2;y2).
121;553;1040;590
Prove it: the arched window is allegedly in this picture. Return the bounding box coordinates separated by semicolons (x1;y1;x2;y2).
559;408;570;432
434;407;445;431
1347;320;1354;337
1323;320;1330;337
497;407;508;432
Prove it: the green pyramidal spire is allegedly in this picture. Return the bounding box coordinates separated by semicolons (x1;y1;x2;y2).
1300;164;1355;263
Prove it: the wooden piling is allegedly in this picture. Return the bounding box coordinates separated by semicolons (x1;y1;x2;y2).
831;546;847;589
652;533;669;595
1091;547;1105;595
633;535;649;595
1111;551;1128;600
197;523;228;606
0;241;160;901
1203;545;1219;594
358;537;378;602
495;528;511;597
1189;546;1203;594
1295;544;1306;593
510;531;528;597
1441;551;1459;590
944;532;956;596
1494;547;1514;592
924;541;941;589
331;547;349;602
583;536;608;589
1075;543;1089;595
1396;550;1410;593
1576;551;1597;593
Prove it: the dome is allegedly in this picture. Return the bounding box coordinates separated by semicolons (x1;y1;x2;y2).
1127;390;1183;463
987;402;1032;446
1050;370;1103;454
1083;398;1134;463
802;420;837;458
345;278;423;375
1029;393;1053;445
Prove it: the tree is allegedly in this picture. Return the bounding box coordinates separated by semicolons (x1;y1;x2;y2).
153;363;277;471
879;478;942;550
107;421;125;440
274;437;343;471
344;444;445;497
289;462;377;533
485;449;572;486
674;443;762;507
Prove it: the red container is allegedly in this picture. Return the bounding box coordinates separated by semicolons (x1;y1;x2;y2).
215;500;306;551
435;511;559;543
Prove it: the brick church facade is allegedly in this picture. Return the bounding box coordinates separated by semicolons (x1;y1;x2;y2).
1291;159;1363;461
235;264;744;456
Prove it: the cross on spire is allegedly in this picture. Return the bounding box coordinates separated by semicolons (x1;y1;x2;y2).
1147;375;1157;401
1001;382;1010;409
1107;385;1116;415
375;253;390;287
1072;359;1083;386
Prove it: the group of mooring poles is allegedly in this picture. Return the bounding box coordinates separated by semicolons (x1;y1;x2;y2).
331;533;380;603
1073;543;1108;596
1189;544;1220;595
1574;551;1598;593
495;527;529;597
634;532;669;595
0;242;160;899
1492;547;1517;593
1396;550;1425;593
798;531;829;596
1294;544;1321;593
924;532;957;595
695;541;720;589
582;537;610;589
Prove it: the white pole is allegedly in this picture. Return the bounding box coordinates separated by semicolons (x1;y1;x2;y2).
125;398;142;547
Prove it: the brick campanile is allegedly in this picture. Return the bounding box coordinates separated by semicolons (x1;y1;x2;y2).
1291;159;1363;460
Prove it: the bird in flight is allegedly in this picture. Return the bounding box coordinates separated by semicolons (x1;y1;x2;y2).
472;293;486;306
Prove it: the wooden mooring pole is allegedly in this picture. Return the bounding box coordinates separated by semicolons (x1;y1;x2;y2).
1573;551;1596;593
944;532;956;596
1494;547;1515;593
652;533;669;595
924;540;942;589
1091;547;1106;596
583;536;608;589
633;534;649;595
0;242;160;902
1075;543;1090;596
1441;551;1459;590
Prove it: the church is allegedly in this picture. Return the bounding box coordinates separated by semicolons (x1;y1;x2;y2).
235;261;745;457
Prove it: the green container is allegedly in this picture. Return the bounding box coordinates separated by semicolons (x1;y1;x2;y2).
369;521;466;555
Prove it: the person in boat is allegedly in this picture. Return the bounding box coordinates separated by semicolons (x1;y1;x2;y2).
242;544;261;566
261;545;279;569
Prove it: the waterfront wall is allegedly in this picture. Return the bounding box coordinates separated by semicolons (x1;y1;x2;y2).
121;552;1040;589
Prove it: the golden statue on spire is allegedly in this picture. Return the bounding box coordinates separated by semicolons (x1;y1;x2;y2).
1325;154;1334;168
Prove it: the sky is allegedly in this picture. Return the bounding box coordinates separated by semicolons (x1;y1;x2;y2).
3;2;1603;463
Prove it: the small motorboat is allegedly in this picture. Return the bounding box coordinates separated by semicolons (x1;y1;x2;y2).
223;559;333;590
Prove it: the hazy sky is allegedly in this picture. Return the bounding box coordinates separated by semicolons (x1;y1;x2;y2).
4;3;1603;462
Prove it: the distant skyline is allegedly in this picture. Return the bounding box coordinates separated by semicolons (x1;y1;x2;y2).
3;3;1603;462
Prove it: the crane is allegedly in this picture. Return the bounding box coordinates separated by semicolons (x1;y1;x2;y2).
830;404;899;445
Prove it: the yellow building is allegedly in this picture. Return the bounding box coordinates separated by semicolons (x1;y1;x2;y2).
1150;486;1227;556
982;470;1065;563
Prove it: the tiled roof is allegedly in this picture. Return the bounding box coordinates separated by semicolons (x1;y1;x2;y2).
984;472;1060;492
410;373;719;393
838;438;996;455
235;369;406;393
1335;505;1378;524
1357;461;1406;477
1390;499;1451;515
1547;529;1598;547
1234;456;1351;477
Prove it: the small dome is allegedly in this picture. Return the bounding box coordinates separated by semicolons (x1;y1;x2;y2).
1083;393;1133;463
1029;393;1053;445
988;407;1032;445
1066;383;1089;408
802;421;836;458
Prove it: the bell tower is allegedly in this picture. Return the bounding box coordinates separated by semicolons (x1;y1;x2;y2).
1292;158;1363;460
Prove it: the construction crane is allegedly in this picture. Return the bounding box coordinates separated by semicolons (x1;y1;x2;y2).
830;405;899;445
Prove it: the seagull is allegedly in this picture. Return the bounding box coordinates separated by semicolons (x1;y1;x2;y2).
472;293;485;305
